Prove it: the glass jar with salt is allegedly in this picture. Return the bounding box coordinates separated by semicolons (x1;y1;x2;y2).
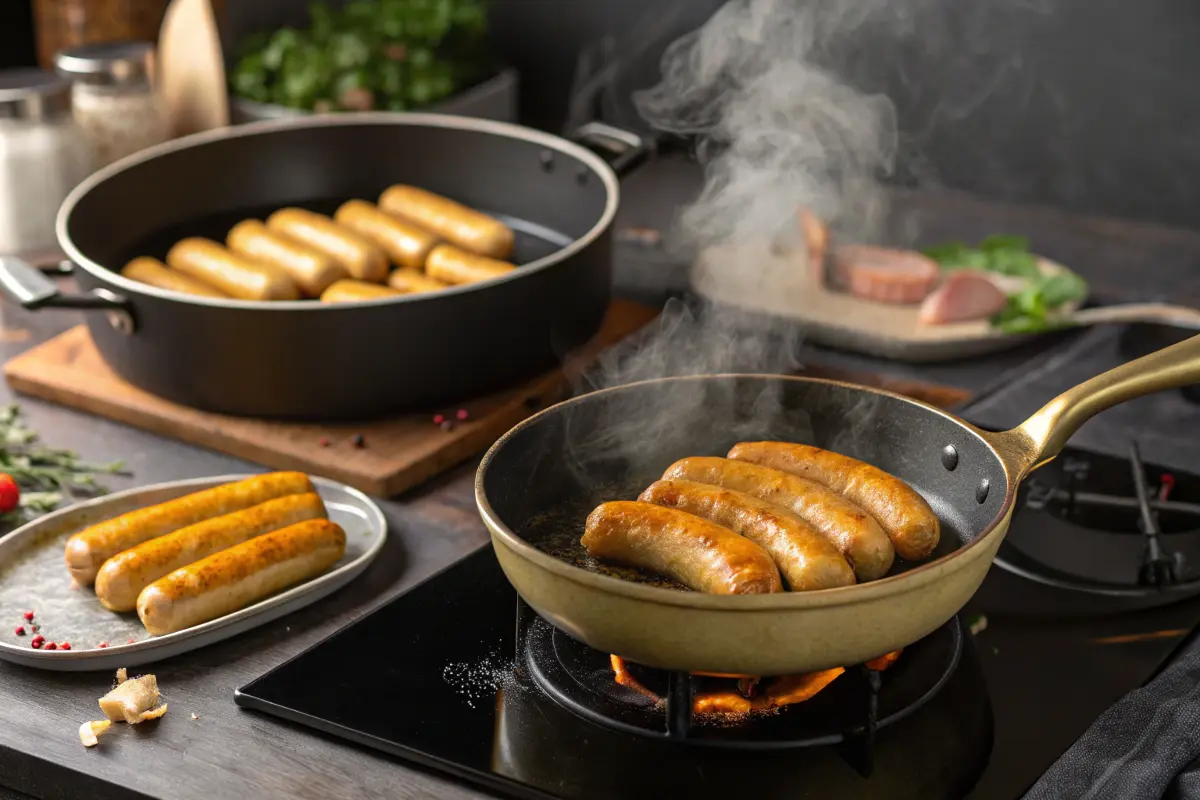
54;41;169;169
0;69;93;258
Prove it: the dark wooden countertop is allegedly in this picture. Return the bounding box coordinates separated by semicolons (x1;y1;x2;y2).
0;164;1198;799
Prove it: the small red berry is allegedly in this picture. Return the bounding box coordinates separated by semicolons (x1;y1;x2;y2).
14;626;24;636
98;641;109;648
432;413;445;425
30;624;38;633
43;642;56;650
456;408;469;421
319;437;330;447
30;637;42;649
58;642;70;650
127;638;136;644
22;611;34;622
0;474;19;514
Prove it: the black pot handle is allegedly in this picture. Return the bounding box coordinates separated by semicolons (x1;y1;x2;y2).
0;256;136;334
569;122;657;177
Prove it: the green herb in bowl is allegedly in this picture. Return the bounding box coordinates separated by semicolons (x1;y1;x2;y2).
923;235;1088;333
231;0;491;113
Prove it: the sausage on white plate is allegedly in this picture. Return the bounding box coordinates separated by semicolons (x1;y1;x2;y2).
136;518;347;635
94;492;327;612
828;245;940;305
64;471;314;586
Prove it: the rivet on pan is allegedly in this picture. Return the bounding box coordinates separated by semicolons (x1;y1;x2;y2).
575;168;589;185
976;479;990;504
539;149;555;172
941;445;958;471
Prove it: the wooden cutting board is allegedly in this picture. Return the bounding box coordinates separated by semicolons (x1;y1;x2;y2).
4;301;657;497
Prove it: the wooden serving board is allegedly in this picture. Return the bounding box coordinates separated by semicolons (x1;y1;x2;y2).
4;301;658;497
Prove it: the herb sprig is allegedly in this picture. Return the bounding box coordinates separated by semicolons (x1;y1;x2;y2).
0;404;126;524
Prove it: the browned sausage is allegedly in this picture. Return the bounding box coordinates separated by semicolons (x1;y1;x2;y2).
378;184;514;259
727;442;940;561
638;480;855;592
64;471;315;586
828;246;940;305
120;257;229;298
165;238;299;301
136;518;346;635
334;200;438;270
661;457;894;581
319;279;403;303
226;219;348;297
94;492;328;612
387;267;448;294
425;244;515;285
266;208;388;282
581;501;782;595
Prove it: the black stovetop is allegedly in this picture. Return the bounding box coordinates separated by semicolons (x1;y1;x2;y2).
236;443;1200;800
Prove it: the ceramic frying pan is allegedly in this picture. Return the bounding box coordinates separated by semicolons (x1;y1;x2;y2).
476;334;1200;676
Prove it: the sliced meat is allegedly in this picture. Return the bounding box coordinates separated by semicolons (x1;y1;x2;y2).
918;270;1009;324
829;245;940;305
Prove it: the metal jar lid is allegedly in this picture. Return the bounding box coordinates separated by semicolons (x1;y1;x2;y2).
54;40;156;88
0;68;73;120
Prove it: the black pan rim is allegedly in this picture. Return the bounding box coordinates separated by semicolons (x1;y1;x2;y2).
475;372;1023;611
56;112;621;311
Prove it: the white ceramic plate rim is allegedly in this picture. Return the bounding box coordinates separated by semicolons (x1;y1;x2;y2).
0;473;386;666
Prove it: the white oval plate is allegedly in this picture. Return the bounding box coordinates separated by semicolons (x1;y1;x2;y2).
0;474;386;671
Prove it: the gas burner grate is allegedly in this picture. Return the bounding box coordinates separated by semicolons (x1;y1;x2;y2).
998;442;1200;602
517;597;962;774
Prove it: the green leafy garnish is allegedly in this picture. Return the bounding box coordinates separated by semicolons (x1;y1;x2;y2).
924;235;1089;333
0;404;127;526
230;0;492;113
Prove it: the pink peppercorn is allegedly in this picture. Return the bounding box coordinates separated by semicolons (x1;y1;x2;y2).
30;636;43;649
43;642;56;651
456;408;469;421
98;642;109;648
58;642;70;651
14;626;24;636
432;413;445;425
22;611;33;622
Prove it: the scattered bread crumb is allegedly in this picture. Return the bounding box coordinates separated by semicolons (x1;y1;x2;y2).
190;713;198;720
79;720;112;747
99;670;167;724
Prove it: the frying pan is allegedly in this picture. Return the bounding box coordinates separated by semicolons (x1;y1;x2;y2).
475;333;1200;676
0;115;650;419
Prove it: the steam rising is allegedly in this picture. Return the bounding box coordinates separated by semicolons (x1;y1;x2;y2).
563;0;948;481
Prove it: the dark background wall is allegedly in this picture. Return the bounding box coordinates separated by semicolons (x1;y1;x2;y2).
3;0;1199;232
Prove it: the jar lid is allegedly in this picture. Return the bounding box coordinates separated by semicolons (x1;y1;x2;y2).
0;68;73;120
54;41;156;88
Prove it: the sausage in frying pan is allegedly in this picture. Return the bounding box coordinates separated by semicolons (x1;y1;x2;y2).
137;518;346;635
379;184;514;259
639;479;855;591
425;244;515;285
266;208;389;283
120;257;229;298
388;267;447;294
661;457;894;581
334;200;438;270
319;279;403;303
65;472;315;586
95;492;327;612
728;442;940;561
166;238;299;301
227;220;348;297
582;501;782;595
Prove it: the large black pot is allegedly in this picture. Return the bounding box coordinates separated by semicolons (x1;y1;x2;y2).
0;115;649;420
